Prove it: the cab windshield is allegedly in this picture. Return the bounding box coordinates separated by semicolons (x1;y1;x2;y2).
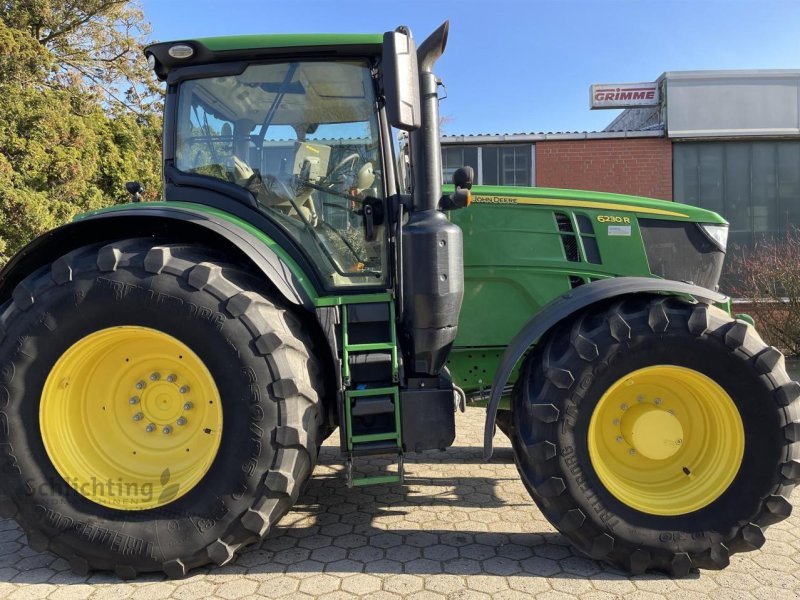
175;60;387;289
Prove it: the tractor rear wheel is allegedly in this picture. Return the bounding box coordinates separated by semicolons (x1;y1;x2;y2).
512;295;800;575
0;239;323;578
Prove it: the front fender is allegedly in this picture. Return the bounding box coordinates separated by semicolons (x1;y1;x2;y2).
0;204;318;309
482;277;727;459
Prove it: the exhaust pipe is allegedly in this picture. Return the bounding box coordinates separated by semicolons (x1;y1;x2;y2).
401;21;463;377
418;21;449;73
410;21;449;213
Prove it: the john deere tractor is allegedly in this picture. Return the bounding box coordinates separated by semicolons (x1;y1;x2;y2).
0;22;797;579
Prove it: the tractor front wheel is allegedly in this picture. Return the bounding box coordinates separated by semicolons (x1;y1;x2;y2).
0;239;323;578
512;295;800;575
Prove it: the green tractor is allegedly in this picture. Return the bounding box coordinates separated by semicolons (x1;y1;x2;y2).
0;21;797;579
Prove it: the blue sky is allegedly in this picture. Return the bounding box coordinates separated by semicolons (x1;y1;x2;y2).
141;0;800;135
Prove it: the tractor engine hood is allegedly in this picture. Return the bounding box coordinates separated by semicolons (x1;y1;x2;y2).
452;184;729;294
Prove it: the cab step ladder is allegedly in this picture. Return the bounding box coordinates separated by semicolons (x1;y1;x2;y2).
339;298;403;487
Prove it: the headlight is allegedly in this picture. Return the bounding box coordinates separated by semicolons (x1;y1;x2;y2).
168;44;194;59
699;223;728;252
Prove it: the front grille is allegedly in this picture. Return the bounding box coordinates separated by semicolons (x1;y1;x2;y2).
555;213;574;232
639;219;724;291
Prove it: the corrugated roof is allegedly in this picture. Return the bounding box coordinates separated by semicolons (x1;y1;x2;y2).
440;129;664;143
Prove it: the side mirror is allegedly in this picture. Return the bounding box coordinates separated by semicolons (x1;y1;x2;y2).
439;165;474;211
453;166;474;190
382;27;421;131
125;181;143;202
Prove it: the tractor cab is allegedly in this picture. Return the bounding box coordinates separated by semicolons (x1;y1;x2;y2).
145;41;395;291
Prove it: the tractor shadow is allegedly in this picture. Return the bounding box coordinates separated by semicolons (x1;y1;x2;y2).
0;443;703;585
218;444;703;583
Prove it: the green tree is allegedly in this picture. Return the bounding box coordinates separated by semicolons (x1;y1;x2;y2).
0;1;162;265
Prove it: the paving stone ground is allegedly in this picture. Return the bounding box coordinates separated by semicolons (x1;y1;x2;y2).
0;406;798;600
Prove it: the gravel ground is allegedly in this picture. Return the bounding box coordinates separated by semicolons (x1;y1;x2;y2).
0;406;798;600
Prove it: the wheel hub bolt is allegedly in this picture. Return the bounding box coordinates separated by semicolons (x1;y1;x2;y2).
654;398;663;405
179;385;190;394
163;425;172;434
613;418;620;426
135;380;146;390
620;403;629;411
133;412;143;421
629;448;637;455
145;423;155;433
616;436;624;443
183;402;193;411
637;395;644;403
167;374;177;383
129;396;140;405
150;372;161;381
176;417;187;426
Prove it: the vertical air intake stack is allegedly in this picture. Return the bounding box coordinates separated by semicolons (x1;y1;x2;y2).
402;22;464;376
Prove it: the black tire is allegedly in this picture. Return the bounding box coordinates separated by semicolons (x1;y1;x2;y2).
0;239;324;578
512;295;800;576
496;409;514;440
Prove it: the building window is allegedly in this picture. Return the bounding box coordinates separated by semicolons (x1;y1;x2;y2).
482;145;532;186
441;146;478;183
674;141;800;249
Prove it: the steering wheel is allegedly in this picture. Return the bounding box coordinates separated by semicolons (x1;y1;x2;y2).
322;152;360;186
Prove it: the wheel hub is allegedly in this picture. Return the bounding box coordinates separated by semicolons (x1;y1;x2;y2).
135;376;191;431
619;403;684;460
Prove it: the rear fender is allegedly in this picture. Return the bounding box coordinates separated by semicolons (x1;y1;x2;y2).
482;277;727;459
0;205;317;309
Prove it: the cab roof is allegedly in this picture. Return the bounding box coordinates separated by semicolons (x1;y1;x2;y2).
145;34;384;81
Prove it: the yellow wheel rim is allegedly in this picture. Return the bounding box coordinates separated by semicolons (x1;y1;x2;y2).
40;326;223;510
587;365;744;516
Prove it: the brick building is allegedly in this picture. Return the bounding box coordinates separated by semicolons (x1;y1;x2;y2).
535;137;672;200
441;69;800;250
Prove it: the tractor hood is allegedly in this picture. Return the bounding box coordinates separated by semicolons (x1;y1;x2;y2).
450;184;730;328
465;185;727;225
